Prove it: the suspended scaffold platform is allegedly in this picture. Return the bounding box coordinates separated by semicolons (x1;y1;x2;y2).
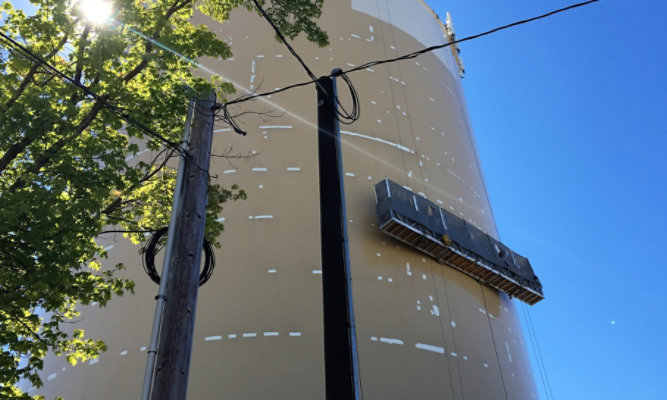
375;179;544;305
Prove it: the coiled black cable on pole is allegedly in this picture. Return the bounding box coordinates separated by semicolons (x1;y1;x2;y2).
142;227;215;287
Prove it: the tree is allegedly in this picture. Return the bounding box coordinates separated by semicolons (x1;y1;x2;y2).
0;0;328;398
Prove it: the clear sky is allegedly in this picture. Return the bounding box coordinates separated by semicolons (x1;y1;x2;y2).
426;0;667;399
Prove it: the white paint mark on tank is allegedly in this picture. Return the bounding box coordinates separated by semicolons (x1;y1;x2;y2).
256;54;265;58
268;269;277;274
276;54;283;58
216;217;226;222
387;278;393;283
242;333;257;338
258;184;264;189
205;336;222;342
377;276;383;281
140;346;147;351
312;270;322;274
224;169;236;174
252;167;267;172
351;34;360;39
228;334;237;339
415;343;445;354
370;336;378;341
390;45;396;50
259;125;293;129
89;359;99;365
367;176;373;180
380;337;404;345
450;352;458;357
376;253;381;257
104;245;114;251
289;332;302;337
505;342;513;363
406;262;412;276
264;332;279;337
450;321;456;328
428;296;433;301
345;172;356;177
484;363;489;368
120;350;128;356
430;305;440;316
369;25;374;32
429;97;435;102
47;373;57;381
422;274;428;280
252;215;273;220
286;167;301;171
463;355;468;360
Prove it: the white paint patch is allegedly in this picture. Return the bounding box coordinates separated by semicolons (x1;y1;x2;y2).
120;350;128;356
223;169;236;174
345;172;356;177
259;125;293;129
104;245;114;251
478;308;487;315
89;359;99;365
341;130;415;154
483;363;489;368
450;352;458;357
406;262;412;276
268;269;277;274
463;355;468;360
216;217;226;222
415;343;445;354
430;305;440;316
286;167;301;171
242;333;257;338
140;346;147;351
205;336;222;342
312;270;322;274
228;334;237;339
251;215;273;220
370;336;378;341
47;373;57;381
380;337;404;345
264;332;279;337
377;276;383;281
505;342;513;363
422;274;428;280
450;320;456;328
376;253;381;257
252;167;267;172
289;332;302;337
387;278;393;283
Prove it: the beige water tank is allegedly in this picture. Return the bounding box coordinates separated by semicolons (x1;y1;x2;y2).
36;1;539;399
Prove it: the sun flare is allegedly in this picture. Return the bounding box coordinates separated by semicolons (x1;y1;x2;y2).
78;0;113;25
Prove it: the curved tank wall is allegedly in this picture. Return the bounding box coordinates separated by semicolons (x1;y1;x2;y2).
34;1;539;399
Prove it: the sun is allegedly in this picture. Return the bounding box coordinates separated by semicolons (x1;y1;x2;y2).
78;0;114;25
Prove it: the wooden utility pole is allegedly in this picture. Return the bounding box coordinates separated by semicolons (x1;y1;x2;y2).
150;91;216;400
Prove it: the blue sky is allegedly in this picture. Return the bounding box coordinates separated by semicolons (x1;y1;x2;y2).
427;0;667;399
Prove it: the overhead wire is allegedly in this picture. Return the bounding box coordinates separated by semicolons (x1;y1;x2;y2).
0;31;185;157
217;0;599;124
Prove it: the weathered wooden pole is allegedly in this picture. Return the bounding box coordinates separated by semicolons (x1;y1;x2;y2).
150;91;216;400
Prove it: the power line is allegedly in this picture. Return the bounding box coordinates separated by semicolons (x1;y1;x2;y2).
0;31;185;156
219;0;598;111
